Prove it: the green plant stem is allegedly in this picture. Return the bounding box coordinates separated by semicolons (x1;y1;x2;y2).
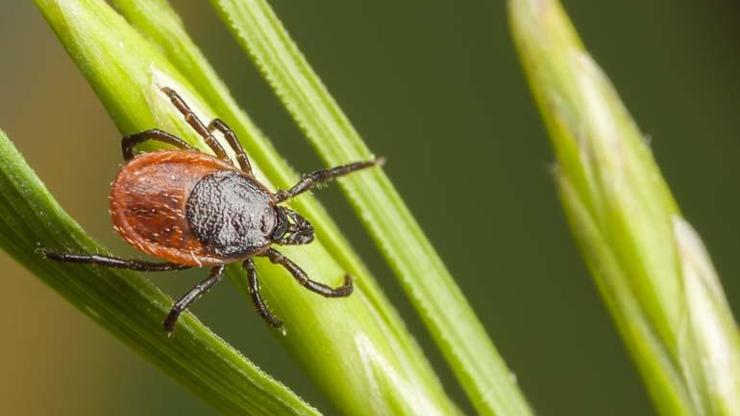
210;1;533;414
34;0;460;414
0;129;318;416
509;0;740;414
107;2;421;378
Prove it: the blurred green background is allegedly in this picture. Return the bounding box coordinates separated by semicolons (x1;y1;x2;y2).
1;0;738;415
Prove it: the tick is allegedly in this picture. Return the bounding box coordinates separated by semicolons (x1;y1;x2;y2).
41;87;382;336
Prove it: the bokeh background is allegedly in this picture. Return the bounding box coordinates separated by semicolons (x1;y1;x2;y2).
1;0;738;415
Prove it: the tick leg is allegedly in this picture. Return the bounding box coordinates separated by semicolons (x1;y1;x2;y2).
273;158;384;203
243;258;283;327
161;87;230;162
208;118;252;174
39;249;192;272
164;265;225;336
121;129;196;161
262;248;353;297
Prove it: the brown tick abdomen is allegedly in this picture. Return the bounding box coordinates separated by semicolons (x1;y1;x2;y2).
110;151;238;266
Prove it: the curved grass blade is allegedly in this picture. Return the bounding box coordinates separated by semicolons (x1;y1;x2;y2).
0;129;318;416
107;1;420;371
210;1;533;414
509;0;740;414
34;0;460;414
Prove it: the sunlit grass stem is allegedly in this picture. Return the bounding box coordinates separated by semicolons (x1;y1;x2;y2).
31;0;462;414
509;0;740;414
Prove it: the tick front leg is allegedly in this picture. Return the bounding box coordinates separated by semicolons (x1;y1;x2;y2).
121;129;196;161
262;248;353;297
243;259;283;328
161;87;230;163
39;249;192;272
208;119;253;175
164;265;225;336
273;158;385;203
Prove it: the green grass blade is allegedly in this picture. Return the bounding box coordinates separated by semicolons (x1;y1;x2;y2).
34;0;459;414
509;0;740;414
0;129;318;416
106;0;409;352
209;1;533;414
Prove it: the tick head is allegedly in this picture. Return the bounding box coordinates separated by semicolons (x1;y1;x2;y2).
271;206;315;246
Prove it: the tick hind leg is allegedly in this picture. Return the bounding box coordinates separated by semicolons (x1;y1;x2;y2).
39;249;192;271
273;158;385;203
121;129;196;161
243;259;283;328
161;87;231;163
164;265;225;336
262;248;353;297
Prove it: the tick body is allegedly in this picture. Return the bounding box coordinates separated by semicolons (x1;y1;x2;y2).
111;151;276;265
42;87;382;335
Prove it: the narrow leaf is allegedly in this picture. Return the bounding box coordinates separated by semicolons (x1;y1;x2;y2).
34;0;459;414
209;1;533;415
107;1;413;356
0;129;318;416
509;0;740;414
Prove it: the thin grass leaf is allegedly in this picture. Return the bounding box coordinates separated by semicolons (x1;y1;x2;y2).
34;0;460;414
0;129;318;416
509;0;740;414
209;1;533;414
107;1;422;375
